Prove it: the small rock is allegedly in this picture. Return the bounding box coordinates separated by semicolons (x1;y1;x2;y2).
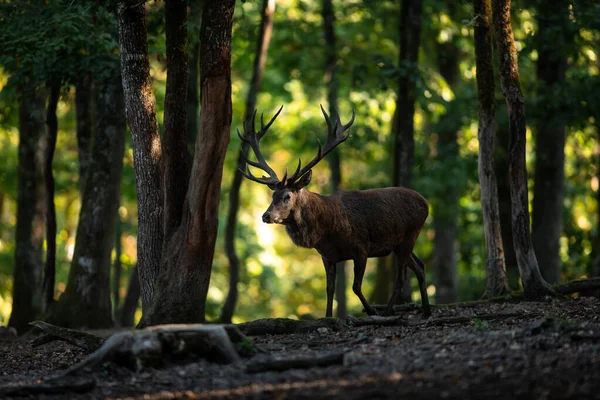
317;327;328;334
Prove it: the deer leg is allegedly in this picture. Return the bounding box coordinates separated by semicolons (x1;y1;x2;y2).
408;253;431;318
323;258;336;318
384;250;411;316
352;255;378;316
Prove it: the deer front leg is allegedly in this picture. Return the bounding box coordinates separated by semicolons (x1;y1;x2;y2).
409;253;431;318
322;257;336;318
352;255;378;316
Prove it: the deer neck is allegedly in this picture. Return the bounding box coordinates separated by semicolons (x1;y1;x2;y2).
284;189;339;249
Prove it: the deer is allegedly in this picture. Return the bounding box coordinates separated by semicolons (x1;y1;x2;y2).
238;105;431;318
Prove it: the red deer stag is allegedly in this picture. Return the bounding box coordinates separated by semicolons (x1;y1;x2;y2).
239;106;430;318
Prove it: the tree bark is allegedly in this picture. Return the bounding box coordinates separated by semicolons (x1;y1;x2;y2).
187;1;202;161
41;82;60;313
473;0;510;298
391;0;423;303
531;0;570;285
221;0;275;323
432;1;460;304
140;0;236;326
46;73;126;328
321;0;347;319
118;265;141;327
112;213;123;316
116;0;164;314
75;74;94;195
163;0;189;241
9;83;47;334
491;0;555;299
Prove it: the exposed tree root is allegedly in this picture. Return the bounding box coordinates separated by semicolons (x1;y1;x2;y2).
414;312;541;327
246;351;345;373
237;318;346;336
0;376;95;397
29;320;105;352
555;277;600;295
346;315;407;328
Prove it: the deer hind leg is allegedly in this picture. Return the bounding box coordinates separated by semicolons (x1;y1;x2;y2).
352;255;378;316
322;257;337;318
384;248;410;316
408;253;431;318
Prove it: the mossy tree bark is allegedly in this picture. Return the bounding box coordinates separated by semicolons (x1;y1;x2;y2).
473;0;510;298
491;0;555;299
9;83;47;334
221;0;275;323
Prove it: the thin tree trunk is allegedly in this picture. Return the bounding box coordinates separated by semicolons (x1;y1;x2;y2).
491;0;555;299
531;1;570;285
46;73;126;328
112;213;123;317
187;2;202;161
322;0;347;318
163;0;189;241
474;0;510;298
392;0;423;304
432;2;460;304
140;0;236;326
41;81;60;313
75;74;94;195
118;265;141;327
8;83;46;334
221;0;275;323
116;0;164;314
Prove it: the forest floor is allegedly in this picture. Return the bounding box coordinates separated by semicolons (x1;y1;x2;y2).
1;297;600;399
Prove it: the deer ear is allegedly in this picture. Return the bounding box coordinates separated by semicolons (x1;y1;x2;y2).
295;170;312;189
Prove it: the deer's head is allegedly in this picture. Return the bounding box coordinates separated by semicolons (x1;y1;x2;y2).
238;105;355;225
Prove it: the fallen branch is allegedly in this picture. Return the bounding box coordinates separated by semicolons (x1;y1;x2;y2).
0;376;95;397
246;351;345;373
556;277;600;295
29;321;105;352
347;315;407;328
414;312;540;327
237;318;345;336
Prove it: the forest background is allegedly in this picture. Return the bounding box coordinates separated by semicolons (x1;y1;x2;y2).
0;0;598;327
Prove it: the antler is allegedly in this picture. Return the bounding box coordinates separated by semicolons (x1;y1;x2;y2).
287;105;355;184
238;106;284;188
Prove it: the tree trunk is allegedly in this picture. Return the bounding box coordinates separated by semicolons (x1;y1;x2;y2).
116;0;164;314
432;2;460;304
221;0;275;323
321;0;347;318
491;0;555;299
163;0;189;241
112;213;123;317
187;2;202;161
140;0;236;326
495;124;519;287
473;0;510;298
41;81;60;313
46;73;126;328
8;83;47;334
75;74;94;195
392;0;423;303
531;0;570;285
118;265;141;327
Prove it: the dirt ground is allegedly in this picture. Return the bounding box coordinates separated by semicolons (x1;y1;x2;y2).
1;297;599;400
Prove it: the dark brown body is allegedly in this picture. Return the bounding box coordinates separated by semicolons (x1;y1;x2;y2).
273;186;431;317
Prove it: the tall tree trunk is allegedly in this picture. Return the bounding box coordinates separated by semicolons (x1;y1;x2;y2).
118;265;141;327
495;123;519;287
531;0;570;285
432;2;460;304
491;0;555;299
392;0;423;303
187;2;202;161
221;0;275;323
112;213;123;317
75;74;94;195
163;0;189;241
8;83;46;334
46;73;127;328
322;0;347;318
474;0;510;297
116;0;164;314
140;0;236;326
41;81;60;313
